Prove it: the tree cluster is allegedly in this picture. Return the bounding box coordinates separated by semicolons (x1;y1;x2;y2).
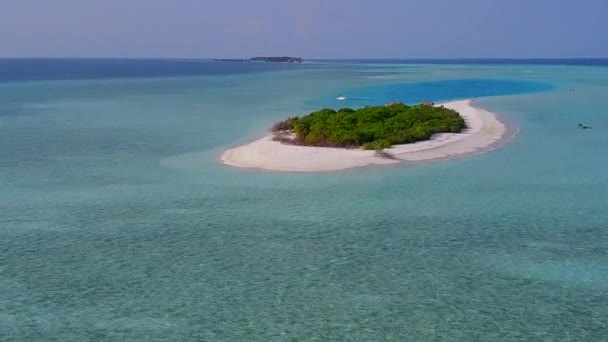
272;103;466;150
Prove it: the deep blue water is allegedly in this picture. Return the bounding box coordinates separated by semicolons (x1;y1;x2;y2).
1;59;608;341
0;58;312;82
313;79;554;108
2;58;607;83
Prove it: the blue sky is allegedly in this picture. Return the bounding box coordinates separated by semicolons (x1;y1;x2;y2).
1;0;606;58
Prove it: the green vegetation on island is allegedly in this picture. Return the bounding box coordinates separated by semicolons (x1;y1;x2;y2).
214;57;303;63
272;102;466;150
250;56;302;63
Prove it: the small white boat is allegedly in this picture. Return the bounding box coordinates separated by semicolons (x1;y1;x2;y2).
336;95;347;101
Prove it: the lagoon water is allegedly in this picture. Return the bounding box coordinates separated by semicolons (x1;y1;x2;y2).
1;59;608;341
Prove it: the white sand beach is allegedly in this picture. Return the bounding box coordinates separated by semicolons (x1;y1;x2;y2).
221;100;507;172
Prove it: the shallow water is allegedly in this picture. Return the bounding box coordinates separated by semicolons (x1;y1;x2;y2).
1;60;607;341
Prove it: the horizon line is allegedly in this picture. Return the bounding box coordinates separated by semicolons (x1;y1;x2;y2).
1;56;608;61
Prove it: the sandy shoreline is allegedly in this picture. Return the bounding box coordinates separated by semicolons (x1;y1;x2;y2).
221;100;508;172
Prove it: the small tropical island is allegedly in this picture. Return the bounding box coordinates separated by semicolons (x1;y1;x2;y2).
271;102;466;155
221;100;508;172
214;56;303;63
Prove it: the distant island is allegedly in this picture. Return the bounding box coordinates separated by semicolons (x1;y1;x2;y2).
214;56;303;63
271;102;466;152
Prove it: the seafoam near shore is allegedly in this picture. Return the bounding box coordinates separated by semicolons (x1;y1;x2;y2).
221;100;507;172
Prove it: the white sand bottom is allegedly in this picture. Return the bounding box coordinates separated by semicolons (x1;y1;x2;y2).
221;100;507;172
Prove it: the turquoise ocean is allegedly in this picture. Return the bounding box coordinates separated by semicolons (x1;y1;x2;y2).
1;59;607;341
